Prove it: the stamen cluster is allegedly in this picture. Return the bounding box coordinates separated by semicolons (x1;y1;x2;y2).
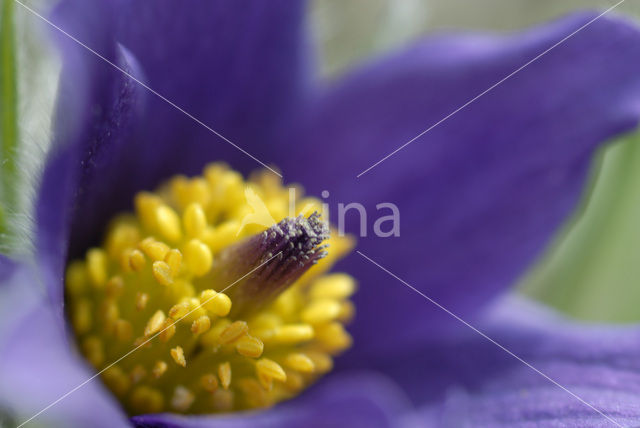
65;163;355;415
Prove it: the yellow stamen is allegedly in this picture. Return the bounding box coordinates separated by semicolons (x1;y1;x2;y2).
200;373;219;393
155;204;182;242
284;353;315;373
135;292;149;311
139;237;170;261
128;249;146;272
256;358;286;382
152;261;173;286
184;239;213;277
235;335;264;358
200;289;232;316
152;361;168;379
219;321;248;345
171;346;187;367
272;324;314;344
301;299;341;324
144;310;166;337
183;203;207;237
87;248;107;287
191;315;211;335
218;362;231;389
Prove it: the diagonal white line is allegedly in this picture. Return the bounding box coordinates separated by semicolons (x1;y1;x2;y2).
356;250;624;428
356;0;625;178
13;0;282;178
16;251;283;428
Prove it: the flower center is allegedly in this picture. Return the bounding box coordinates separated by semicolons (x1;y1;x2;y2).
65;163;355;415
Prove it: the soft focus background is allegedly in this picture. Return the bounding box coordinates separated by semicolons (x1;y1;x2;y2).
2;0;640;323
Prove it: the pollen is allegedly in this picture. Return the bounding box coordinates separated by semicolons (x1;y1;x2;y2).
65;162;356;415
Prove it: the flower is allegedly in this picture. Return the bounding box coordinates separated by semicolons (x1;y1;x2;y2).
3;1;640;427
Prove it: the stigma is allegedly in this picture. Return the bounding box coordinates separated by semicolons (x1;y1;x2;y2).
65;163;355;415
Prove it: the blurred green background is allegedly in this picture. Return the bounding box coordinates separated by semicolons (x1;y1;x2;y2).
2;0;640;322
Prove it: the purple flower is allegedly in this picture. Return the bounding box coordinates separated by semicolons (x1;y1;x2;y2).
3;1;640;427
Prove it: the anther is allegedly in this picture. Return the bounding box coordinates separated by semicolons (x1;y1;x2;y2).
218;362;231;389
152;360;168;379
171;346;187;367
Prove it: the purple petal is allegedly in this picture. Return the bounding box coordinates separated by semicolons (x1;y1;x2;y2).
113;0;309;159
0;263;129;427
277;12;640;360
38;0;145;315
131;372;409;428
396;297;640;427
39;0;309;309
0;255;15;282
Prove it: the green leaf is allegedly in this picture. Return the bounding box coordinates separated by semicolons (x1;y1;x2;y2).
0;0;17;242
522;130;640;322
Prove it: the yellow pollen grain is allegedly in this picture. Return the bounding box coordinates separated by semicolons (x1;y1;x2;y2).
235;335;264;358
256;358;286;383
135;192;162;230
200;319;231;346
65;261;87;296
272;324;314;344
152;261;173;286
152;360;168;379
200;373;219;393
169;301;190;319
174;177;210;209
184;239;213;277
87;248;107;287
315;322;352;352
301;299;341;324
171;346;187;367
100;303;119;335
159;319;177;342
155;204;182;242
204;220;240;253
144;310;166;337
219;321;248;345
165;249;182;276
135;292;149;311
82;336;104;367
139;238;170;261
128;249;146;272
218;362;232;389
191;315;211;335
200;290;232;316
184;298;207;321
105;220;140;260
284;353;315;373
310;274;356;299
305;351;333;373
72;299;92;334
133;336;152;349
183;203;207;237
